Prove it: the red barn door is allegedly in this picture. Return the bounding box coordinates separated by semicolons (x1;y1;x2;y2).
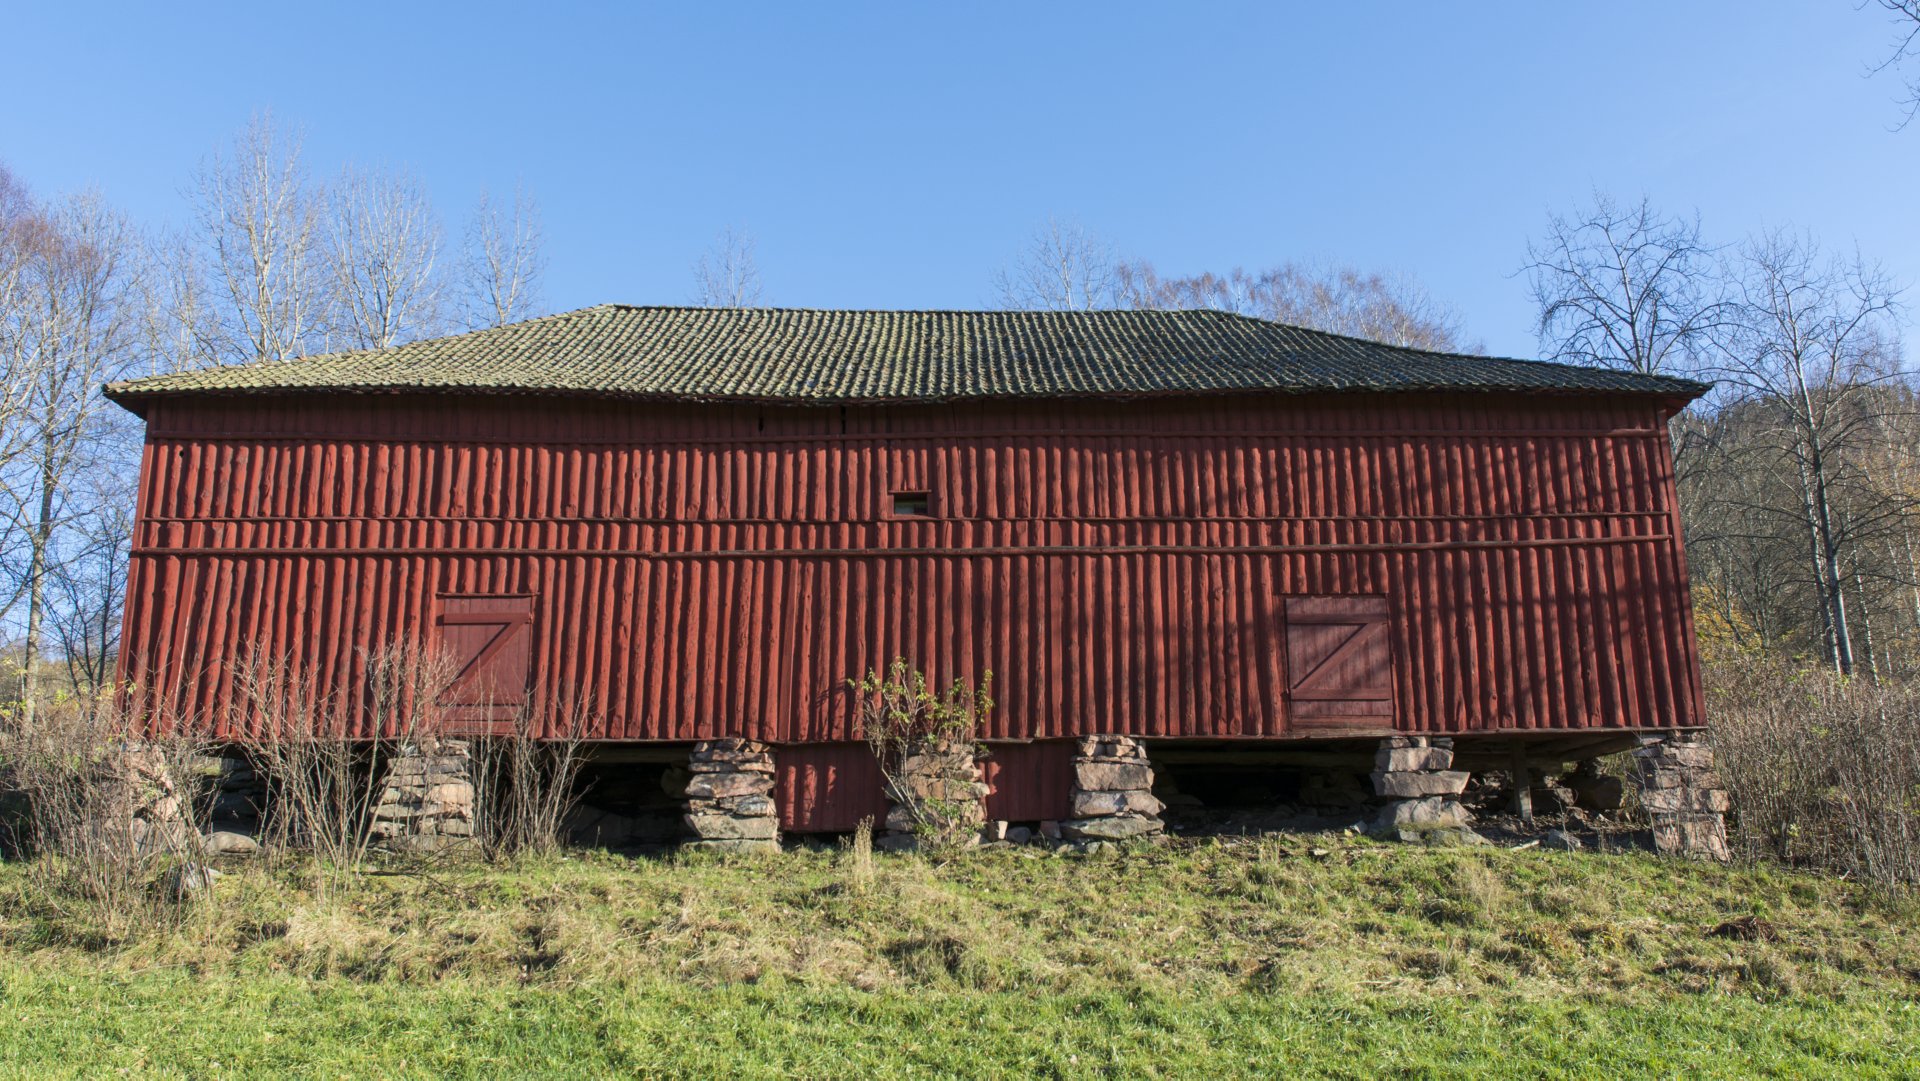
1283;595;1396;733
435;594;535;730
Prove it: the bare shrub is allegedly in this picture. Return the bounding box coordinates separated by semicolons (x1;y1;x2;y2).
0;693;212;940
470;696;590;860
234;643;455;874
1707;657;1920;885
849;659;993;852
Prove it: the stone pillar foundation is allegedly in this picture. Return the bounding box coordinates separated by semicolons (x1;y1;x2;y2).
372;738;476;852
683;739;780;854
1064;735;1164;845
1632;736;1731;861
1368;737;1482;844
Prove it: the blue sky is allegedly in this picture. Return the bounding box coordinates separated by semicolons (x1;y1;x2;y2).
3;2;1915;358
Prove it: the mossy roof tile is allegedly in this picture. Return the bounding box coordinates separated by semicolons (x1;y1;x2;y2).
105;304;1708;407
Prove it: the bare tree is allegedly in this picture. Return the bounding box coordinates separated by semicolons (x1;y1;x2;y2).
46;472;134;695
457;184;546;329
188;113;328;362
0;193;144;713
690;225;763;307
137;231;221;375
993;217;1118;311
1867;0;1920;128
0;164;51;524
1525;194;1729;378
326;166;446;350
1706;231;1908;676
1115;260;1469;350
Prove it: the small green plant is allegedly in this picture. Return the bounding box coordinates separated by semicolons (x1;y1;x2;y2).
848;659;993;853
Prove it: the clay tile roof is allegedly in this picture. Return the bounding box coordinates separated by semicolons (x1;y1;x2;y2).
104;304;1709;408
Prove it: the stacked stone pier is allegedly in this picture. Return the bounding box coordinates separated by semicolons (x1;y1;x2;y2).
683;739;780;853
1632;736;1731;861
1368;736;1479;843
1063;735;1165;844
371;738;476;851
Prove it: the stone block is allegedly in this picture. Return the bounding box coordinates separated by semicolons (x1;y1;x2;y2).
1543;829;1583;852
1375;746;1454;772
1650;813;1731;861
684;838;780;855
202;833;259;860
1076;735;1139;756
716;793;775;817
689;758;774;774
660;767;690;798
1370;770;1470;798
1074;761;1152;793
1069;789;1164;818
684;772;776;800
1061;814;1162;841
386;755;473;778
1565;772;1624;812
1641;787;1731;814
1370;796;1471;836
685;812;779;840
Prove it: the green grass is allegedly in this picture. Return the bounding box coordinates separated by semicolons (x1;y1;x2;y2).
0;839;1915;1077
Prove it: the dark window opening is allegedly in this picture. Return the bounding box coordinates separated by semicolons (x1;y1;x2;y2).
892;491;933;517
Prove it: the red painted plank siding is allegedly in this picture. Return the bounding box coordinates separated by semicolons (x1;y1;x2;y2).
775;743;889;833
982;742;1075;822
115;392;1705;742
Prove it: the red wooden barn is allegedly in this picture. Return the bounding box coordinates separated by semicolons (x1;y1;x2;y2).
104;306;1709;833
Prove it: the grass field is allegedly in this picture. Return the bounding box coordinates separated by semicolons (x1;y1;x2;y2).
1;838;1915;1078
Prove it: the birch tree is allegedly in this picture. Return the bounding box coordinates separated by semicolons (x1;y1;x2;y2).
690;225;763;307
0;193;144;711
326;166;446;349
1707;232;1908;676
457;185;546;329
189;114;328;362
993;217;1118;311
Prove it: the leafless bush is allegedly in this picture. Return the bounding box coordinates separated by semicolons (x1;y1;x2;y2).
0;693;212;940
1707;657;1920;885
470;696;590;860
234;643;455;873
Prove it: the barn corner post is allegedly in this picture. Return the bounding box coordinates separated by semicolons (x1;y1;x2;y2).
1631;733;1731;861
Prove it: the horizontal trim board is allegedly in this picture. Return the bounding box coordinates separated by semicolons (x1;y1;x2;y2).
133;510;1673;527
130;535;1673;559
143;425;1674;448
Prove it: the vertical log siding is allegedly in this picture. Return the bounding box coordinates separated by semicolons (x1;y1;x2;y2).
116;391;1704;742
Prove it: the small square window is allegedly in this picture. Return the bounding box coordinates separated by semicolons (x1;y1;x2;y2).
891;491;933;517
